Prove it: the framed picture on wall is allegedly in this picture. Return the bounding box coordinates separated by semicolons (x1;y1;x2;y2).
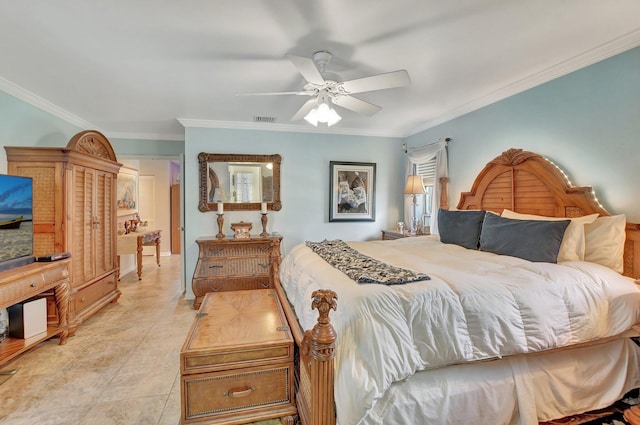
117;166;138;216
329;161;376;222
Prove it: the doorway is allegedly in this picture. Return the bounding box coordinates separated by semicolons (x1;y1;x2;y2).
118;155;185;291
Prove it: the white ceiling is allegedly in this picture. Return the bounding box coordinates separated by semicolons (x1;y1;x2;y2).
1;1;639;140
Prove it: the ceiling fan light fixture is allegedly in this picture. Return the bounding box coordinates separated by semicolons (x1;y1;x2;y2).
304;98;342;127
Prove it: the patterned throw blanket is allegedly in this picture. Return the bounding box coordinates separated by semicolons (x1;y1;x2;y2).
305;239;430;285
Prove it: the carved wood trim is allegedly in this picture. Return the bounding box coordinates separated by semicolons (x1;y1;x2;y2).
439;177;449;210
457;148;638;279
66;130;117;162
458;148;609;217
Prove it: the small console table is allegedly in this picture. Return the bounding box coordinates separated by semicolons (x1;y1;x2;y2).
117;230;161;280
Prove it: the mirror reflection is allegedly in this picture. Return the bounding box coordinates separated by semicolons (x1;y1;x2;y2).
198;153;281;212
208;162;274;203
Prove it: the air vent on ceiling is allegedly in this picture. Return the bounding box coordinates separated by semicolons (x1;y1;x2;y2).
254;116;277;123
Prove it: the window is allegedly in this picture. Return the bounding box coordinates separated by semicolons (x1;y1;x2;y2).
415;157;437;228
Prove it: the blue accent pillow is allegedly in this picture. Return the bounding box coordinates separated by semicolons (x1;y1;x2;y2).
438;209;486;249
479;213;570;263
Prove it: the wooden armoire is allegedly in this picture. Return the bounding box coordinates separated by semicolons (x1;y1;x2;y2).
5;130;122;334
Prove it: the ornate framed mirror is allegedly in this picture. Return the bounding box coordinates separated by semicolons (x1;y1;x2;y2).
198;153;282;212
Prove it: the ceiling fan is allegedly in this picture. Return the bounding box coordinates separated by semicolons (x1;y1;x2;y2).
239;51;411;126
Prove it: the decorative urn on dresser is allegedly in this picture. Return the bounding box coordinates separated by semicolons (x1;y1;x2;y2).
5;130;122;335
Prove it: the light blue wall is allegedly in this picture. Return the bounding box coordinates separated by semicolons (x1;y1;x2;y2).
110;138;184;157
0;92;83;172
405;47;640;222
183;127;405;300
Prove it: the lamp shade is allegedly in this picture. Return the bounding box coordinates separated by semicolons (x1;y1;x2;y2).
403;174;425;195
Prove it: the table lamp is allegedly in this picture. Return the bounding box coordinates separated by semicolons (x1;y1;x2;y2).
403;174;425;234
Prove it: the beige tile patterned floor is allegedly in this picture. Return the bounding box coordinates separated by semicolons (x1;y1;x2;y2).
0;255;282;425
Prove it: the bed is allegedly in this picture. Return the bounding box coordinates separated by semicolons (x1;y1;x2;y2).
273;148;640;425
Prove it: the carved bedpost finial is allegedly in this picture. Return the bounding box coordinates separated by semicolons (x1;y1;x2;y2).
312;289;337;320
302;289;338;362
439;177;449;210
310;289;337;343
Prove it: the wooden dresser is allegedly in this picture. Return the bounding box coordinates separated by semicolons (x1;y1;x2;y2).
180;289;296;425
192;236;282;309
5;130;121;334
0;259;70;366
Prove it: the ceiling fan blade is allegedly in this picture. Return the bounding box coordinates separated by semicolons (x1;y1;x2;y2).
340;70;410;94
236;91;312;96
287;55;325;85
332;95;381;116
291;98;318;121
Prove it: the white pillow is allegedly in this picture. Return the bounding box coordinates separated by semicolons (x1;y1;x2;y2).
584;214;626;273
501;209;598;262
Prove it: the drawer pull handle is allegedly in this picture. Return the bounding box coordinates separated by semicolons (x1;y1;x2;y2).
224;386;255;398
258;263;269;269
30;282;37;288
259;246;269;252
208;265;224;269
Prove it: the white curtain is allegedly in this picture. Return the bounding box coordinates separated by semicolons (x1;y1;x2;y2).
404;141;449;234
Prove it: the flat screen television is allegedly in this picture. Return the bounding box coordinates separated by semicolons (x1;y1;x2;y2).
0;174;35;272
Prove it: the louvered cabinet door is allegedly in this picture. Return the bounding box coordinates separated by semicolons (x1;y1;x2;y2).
72;165;97;284
93;170;116;276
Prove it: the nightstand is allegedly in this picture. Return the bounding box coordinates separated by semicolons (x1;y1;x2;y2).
381;229;429;240
381;229;411;240
180;289;296;425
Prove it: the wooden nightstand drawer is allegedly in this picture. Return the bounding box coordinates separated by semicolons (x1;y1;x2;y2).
182;363;294;423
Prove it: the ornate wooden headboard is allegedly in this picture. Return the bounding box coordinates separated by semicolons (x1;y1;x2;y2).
456;148;640;279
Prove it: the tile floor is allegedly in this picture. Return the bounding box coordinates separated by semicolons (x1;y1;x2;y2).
0;254;281;425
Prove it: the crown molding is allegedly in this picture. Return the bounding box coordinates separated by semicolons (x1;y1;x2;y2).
177;118;404;138
106;131;185;142
0;76;98;130
407;29;640;137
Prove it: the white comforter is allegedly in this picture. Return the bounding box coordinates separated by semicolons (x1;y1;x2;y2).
279;236;640;425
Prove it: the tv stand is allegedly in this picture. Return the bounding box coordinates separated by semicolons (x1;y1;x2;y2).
0;259;70;367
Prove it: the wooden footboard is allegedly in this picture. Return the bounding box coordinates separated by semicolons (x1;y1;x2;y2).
274;280;337;425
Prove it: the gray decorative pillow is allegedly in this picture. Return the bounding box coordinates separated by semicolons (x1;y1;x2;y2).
438;209;486;249
479;213;570;263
